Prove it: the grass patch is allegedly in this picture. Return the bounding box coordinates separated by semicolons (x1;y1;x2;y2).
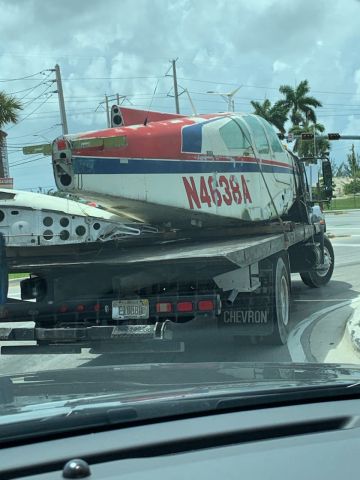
9;273;28;279
325;196;360;211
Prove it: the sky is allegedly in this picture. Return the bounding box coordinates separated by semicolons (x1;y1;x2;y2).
1;0;360;191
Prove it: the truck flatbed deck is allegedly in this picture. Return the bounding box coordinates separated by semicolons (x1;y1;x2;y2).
7;222;320;272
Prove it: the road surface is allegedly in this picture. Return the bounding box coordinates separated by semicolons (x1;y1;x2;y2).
2;211;360;374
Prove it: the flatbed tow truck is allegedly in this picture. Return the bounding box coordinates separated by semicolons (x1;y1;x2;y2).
0;190;332;354
0;109;340;354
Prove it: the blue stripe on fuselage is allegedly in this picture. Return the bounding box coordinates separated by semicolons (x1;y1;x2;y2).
72;157;292;175
181;117;225;153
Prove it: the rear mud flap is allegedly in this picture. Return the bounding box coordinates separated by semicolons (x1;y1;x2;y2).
218;294;274;336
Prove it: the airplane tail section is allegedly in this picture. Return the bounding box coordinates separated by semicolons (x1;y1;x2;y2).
111;105;186;127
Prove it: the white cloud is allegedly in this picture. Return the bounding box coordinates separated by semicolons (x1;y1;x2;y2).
273;60;289;73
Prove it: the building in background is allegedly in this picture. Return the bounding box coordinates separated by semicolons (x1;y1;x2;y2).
333;177;352;197
0;131;13;189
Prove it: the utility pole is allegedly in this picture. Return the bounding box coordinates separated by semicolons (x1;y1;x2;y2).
54;64;68;135
171;59;180;114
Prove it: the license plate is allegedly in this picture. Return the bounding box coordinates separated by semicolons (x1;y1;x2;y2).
112;299;149;320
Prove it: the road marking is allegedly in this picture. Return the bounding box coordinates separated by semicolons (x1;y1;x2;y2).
293;299;353;302
331;243;360;247
288;298;360;363
330;234;360;237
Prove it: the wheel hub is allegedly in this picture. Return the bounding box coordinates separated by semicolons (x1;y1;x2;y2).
316;247;332;277
279;275;289;326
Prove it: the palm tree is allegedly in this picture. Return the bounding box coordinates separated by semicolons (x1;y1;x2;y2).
278;80;322;126
0;91;22;177
289;121;329;159
250;98;288;133
0;91;22;129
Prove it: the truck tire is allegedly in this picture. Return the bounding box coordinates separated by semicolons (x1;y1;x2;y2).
300;236;334;288
267;254;291;345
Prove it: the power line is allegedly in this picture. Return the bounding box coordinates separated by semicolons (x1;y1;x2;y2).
3;67;360;99
61;75;163;81
0;52;112;59
18;91;360;109
7;125;60;140
8;77;51;96
8;93;54;129
21;82;54;108
18;84;54;114
0;70;49;82
9;155;46;167
7;141;47;147
19;72;53;101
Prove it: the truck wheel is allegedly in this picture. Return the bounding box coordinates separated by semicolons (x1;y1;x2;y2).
268;254;291;345
300;236;334;288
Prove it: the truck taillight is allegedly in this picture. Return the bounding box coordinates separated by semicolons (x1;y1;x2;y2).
177;301;193;312
198;300;214;311
59;304;68;313
156;302;172;313
93;303;101;312
76;304;85;312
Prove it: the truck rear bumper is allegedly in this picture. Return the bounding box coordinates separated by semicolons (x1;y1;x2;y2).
0;309;272;354
0;320;187;354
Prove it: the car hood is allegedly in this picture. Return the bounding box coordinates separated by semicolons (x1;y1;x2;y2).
1;361;360;445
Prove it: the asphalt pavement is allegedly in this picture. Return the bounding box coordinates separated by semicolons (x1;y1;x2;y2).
2;211;360;374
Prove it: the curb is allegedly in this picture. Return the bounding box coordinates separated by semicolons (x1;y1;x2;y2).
346;307;360;353
325;208;360;213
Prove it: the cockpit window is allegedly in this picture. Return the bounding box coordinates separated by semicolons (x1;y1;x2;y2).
219;119;250;150
243;115;270;155
257;117;284;153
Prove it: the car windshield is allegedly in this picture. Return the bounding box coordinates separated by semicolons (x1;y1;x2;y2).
1;0;360;431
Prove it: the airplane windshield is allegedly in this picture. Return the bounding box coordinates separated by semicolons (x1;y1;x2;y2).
257;117;285;154
219;119;249;150
243;115;271;155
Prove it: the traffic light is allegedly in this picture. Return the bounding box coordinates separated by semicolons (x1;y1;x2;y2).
328;133;341;140
111;105;123;127
301;133;314;140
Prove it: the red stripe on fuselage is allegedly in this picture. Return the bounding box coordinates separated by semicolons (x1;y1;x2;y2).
72;114;293;170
